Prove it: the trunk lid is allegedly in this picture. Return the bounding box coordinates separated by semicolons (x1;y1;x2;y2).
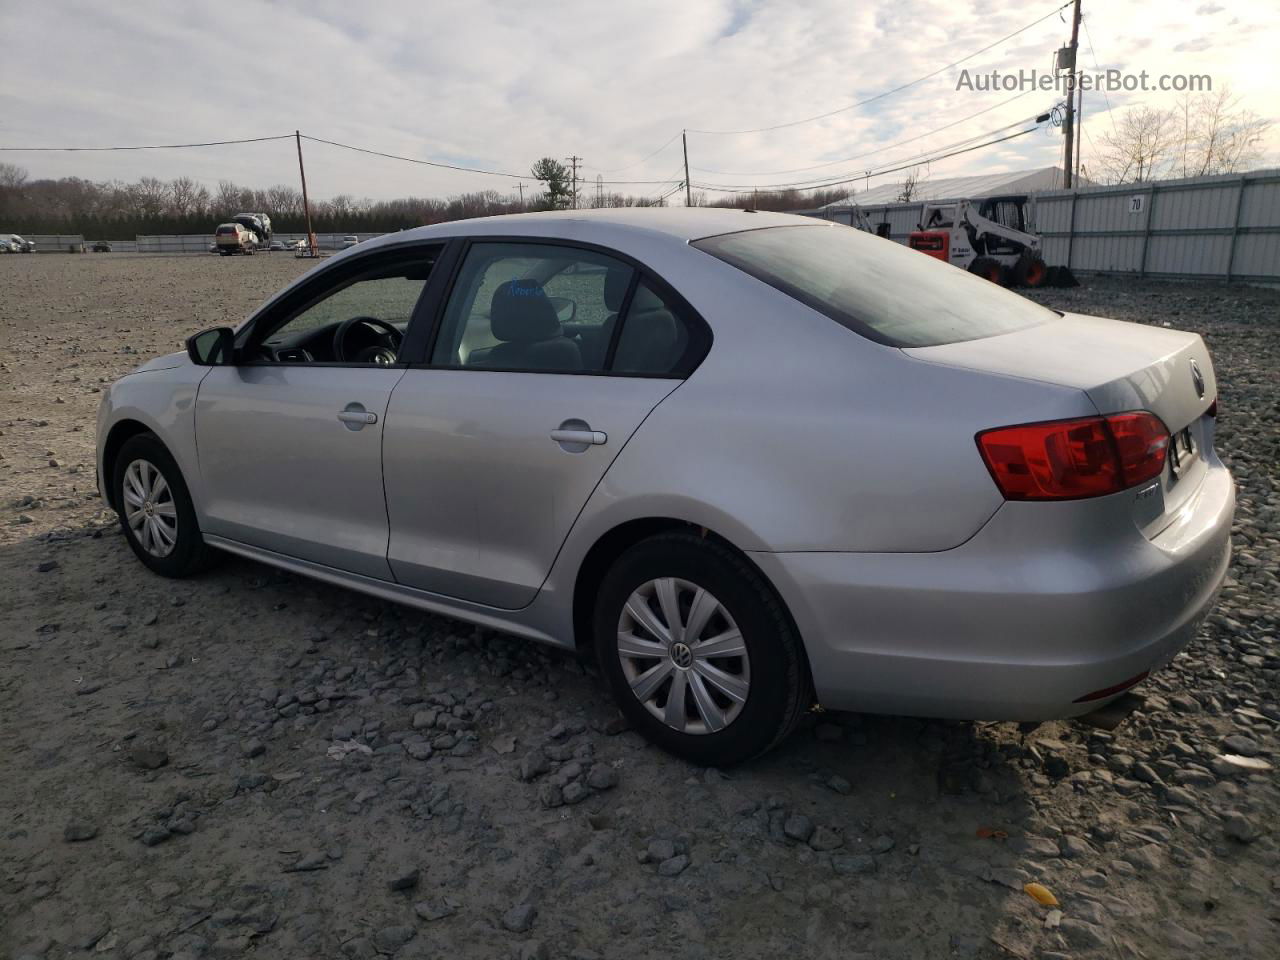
904;312;1219;535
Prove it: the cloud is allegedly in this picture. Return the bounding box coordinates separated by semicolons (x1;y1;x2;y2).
0;0;1275;203
1175;37;1214;52
1195;3;1224;14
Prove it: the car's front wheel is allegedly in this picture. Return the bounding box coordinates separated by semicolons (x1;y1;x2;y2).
593;532;811;765
112;433;215;578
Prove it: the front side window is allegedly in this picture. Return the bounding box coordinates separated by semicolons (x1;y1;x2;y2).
693;225;1054;348
249;251;437;363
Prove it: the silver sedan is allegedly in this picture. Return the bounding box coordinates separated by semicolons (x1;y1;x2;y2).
96;209;1234;764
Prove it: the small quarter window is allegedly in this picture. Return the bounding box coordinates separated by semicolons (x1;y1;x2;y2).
611;280;692;376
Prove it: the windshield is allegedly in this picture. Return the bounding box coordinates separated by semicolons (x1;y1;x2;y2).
692;224;1055;348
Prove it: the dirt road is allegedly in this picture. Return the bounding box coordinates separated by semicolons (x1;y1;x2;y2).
1;253;1276;959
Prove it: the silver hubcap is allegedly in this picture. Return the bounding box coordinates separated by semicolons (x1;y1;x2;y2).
616;578;750;735
122;459;178;558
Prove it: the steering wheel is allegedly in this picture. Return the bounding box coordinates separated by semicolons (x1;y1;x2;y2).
333;316;403;364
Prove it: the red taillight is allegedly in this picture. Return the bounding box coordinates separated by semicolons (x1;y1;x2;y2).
976;412;1169;501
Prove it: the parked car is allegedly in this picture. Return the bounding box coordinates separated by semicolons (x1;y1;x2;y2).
4;233;34;253
342;235;359;248
269;240;287;252
96;209;1233;764
214;223;257;256
92;241;113;253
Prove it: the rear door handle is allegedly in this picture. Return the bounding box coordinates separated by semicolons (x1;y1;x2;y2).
550;429;606;445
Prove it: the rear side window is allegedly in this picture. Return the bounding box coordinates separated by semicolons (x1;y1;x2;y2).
430;241;708;377
693;224;1055;348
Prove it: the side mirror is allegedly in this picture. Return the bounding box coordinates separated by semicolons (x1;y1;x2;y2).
186;326;235;366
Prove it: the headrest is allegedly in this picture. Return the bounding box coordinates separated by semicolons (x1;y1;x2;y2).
490;279;561;343
633;307;678;347
604;267;632;311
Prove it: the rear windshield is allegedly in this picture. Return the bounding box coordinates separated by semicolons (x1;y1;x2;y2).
216;226;238;235
692;224;1055;347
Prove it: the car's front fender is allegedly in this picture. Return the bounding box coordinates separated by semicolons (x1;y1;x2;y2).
97;364;210;515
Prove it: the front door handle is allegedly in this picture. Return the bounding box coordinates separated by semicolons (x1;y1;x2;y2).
550;429;607;445
337;403;378;430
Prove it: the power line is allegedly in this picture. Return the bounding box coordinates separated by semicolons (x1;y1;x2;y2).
300;134;530;179
591;131;683;173
696;113;1052;192
0;134;294;152
686;2;1071;135
301;135;680;185
1080;15;1117;137
693;126;1043;193
691;90;1039;177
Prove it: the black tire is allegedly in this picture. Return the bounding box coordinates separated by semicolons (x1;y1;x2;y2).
112;433;216;578
593;532;812;765
969;256;1007;285
1013;253;1048;288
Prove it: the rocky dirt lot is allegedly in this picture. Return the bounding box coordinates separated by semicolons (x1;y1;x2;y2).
1;253;1277;960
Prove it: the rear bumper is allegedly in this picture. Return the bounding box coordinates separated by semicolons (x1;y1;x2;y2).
752;459;1234;721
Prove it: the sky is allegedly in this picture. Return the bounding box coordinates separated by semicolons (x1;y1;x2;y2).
1;0;1277;205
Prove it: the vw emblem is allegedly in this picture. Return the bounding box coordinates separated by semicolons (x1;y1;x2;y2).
670;642;693;669
1189;358;1206;399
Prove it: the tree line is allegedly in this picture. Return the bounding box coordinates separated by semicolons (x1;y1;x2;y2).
0;155;857;239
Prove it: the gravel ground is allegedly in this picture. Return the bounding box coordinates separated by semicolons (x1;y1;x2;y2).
1;253;1277;960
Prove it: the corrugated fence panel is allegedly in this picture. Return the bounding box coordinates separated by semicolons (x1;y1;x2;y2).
1233;233;1280;278
1238;179;1280;228
1147;233;1232;276
1152;182;1238;230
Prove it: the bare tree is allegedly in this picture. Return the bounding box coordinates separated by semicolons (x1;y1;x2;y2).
0;162;28;189
132;177;172;218
169;177;206;216
1095;106;1180;183
266;184;302;216
1176;86;1273;177
895;169;922;203
214;180;244;216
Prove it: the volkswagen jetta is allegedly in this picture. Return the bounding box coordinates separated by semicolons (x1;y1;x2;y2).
96;209;1233;764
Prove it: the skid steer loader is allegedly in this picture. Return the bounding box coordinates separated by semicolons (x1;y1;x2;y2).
907;195;1049;287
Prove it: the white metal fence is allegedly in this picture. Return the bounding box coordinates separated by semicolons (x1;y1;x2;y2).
807;168;1280;283
20;234;86;253
132;232;389;253
1036;170;1279;282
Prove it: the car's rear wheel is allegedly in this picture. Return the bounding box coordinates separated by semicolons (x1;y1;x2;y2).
593;532;811;765
112;433;216;578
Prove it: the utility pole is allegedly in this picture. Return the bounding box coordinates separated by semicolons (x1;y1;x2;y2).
565;155;582;209
295;130;316;256
682;130;692;207
1075;72;1084;184
1061;0;1082;188
515;182;526;208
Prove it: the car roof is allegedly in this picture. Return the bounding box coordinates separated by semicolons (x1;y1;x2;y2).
358;208;822;251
